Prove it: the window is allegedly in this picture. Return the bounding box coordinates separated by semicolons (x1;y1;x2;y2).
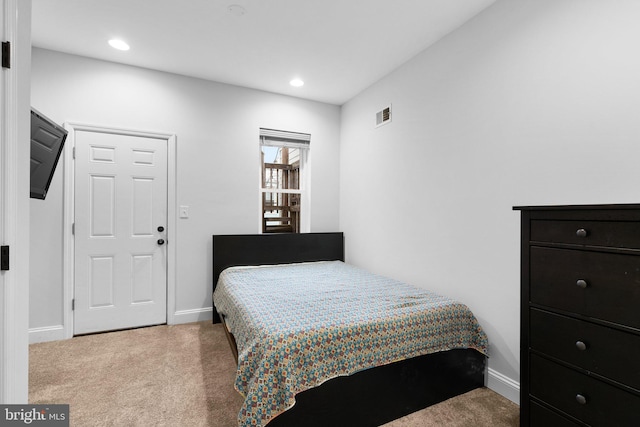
259;128;310;233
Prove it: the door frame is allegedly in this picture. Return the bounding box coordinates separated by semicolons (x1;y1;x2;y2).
1;0;31;403
62;122;177;339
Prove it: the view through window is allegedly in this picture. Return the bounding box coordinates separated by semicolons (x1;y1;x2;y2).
259;128;310;233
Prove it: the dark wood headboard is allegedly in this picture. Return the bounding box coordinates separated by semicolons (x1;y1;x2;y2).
212;232;344;323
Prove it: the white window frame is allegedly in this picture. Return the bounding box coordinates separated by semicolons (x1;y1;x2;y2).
259;128;310;233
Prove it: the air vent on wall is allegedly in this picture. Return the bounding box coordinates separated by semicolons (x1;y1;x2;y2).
375;105;392;128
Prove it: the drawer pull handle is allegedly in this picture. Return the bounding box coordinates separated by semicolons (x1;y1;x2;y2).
575;341;587;351
576;228;588;238
576;279;588;289
575;394;587;405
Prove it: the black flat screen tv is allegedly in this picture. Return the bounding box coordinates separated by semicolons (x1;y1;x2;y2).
30;108;67;200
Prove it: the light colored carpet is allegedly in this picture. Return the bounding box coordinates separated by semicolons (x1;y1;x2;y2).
382;387;519;427
29;322;519;426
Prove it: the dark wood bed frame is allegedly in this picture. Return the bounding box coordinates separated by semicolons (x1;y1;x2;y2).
212;232;486;427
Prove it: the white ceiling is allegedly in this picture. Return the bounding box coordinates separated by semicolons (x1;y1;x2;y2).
31;0;496;105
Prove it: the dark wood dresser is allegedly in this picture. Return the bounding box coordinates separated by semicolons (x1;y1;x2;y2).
514;204;640;426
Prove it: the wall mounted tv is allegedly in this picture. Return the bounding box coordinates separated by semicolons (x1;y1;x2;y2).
30;108;67;200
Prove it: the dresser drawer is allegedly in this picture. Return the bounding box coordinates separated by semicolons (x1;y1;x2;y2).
530;401;581;426
531;220;640;249
530;354;640;426
530;247;640;329
530;309;640;390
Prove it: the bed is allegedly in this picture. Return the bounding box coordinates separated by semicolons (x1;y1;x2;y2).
212;232;488;427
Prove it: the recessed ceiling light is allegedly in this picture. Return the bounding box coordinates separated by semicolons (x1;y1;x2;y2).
290;78;304;87
108;39;130;51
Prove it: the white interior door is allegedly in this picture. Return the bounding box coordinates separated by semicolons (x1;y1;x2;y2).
74;129;168;335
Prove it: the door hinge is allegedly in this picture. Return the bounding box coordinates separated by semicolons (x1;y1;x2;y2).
72;223;75;235
1;246;9;271
72;299;75;311
72;147;75;159
1;41;10;69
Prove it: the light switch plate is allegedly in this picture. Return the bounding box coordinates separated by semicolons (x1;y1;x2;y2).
179;205;189;219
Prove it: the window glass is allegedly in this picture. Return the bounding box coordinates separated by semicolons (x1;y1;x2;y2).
261;146;301;233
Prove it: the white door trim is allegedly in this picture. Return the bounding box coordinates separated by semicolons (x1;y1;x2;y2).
0;0;30;403
62;122;177;339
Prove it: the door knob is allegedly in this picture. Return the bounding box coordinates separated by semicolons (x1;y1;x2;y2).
157;239;165;245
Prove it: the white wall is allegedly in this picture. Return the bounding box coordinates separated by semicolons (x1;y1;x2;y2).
340;0;640;403
30;48;341;336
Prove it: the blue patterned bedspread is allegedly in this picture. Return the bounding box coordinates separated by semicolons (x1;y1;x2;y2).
213;261;488;427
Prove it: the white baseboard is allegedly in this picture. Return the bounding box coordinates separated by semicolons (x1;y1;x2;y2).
29;308;214;343
487;368;520;404
29;325;66;344
172;307;213;324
